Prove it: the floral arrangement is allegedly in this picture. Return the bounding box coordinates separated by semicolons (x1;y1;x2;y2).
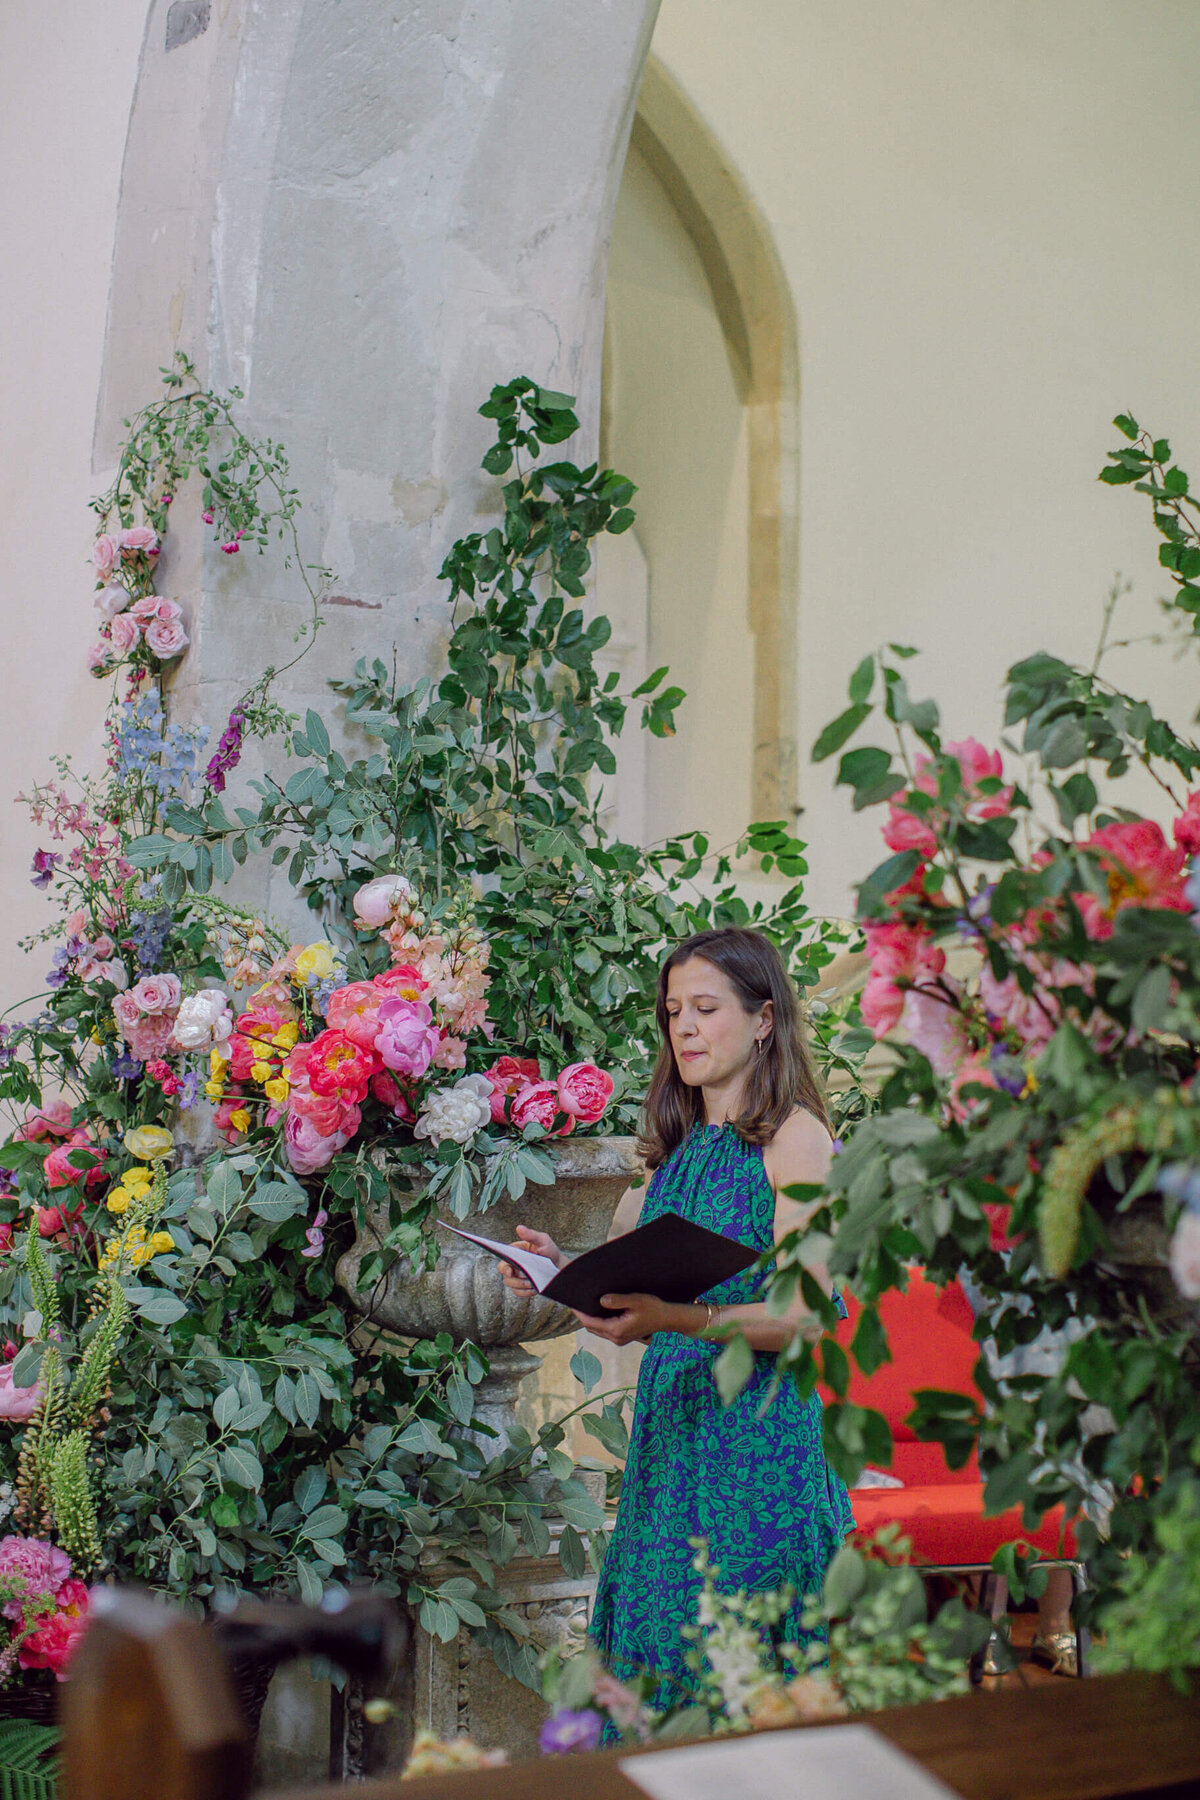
726;415;1200;1652
538;1531;985;1751
0;1537;89;1685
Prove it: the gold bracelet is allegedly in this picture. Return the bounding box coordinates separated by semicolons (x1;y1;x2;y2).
702;1302;721;1336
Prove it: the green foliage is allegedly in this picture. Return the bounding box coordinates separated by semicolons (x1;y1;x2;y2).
0;1722;59;1800
1095;1482;1200;1686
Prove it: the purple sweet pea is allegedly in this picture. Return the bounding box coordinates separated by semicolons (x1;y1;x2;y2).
538;1709;604;1756
300;1208;329;1259
30;851;60;890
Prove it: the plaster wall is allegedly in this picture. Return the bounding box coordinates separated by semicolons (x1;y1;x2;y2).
0;0;148;1036
645;0;1200;915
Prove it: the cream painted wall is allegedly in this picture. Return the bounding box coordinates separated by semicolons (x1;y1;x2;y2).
0;0;148;1038
646;0;1200;916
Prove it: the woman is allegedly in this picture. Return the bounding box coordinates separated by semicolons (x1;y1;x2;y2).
501;927;854;1713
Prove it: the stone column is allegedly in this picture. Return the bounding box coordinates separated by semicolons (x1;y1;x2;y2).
97;3;663;922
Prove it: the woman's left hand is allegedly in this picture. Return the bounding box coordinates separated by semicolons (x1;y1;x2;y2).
574;1293;681;1345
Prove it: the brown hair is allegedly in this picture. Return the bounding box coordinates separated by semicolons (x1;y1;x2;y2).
637;927;831;1169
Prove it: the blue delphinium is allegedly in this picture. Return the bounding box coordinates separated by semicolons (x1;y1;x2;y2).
129;906;174;974
115;690;209;800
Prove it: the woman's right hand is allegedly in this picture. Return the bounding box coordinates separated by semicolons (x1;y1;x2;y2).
498;1225;564;1296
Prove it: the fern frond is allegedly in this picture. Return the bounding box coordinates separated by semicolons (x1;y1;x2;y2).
0;1718;60;1800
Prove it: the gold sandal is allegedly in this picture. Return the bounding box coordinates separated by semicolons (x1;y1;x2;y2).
1030;1630;1078;1677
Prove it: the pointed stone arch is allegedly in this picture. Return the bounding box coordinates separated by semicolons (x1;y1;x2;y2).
627;55;800;824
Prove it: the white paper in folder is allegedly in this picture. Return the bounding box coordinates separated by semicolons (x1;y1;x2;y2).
620;1724;964;1800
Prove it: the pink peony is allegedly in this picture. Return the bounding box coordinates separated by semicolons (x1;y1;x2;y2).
372;965;427;1001
13;1100;73;1143
860;921;946;1039
91;535;119;580
145;617;188;659
108;612;141;656
284;1110;351;1176
895;985;970;1077
42;1140;101;1191
324;981;385;1052
556;1061;614;1123
373;997;440;1080
0;1364;44;1422
0;1537;71;1616
93;585;129;622
117;525;159;558
485;1055;542;1124
1175;790;1200;859
1169;1209;1200;1299
121;1013;177;1061
510;1081;574;1136
352;874;414;930
129;973;181;1015
369;1071;414;1121
1075;819;1188;941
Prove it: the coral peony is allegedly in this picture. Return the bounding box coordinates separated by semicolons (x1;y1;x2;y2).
510;1081;574;1136
18;1578;90;1680
42;1138;102;1191
860;921;946;1039
324;981;386;1051
1075;818;1188;941
556;1062;614;1123
13;1100;73;1143
374;998;439;1080
369;1071;414;1121
373;964;427;1000
305;1029;377;1102
484;1055;542;1124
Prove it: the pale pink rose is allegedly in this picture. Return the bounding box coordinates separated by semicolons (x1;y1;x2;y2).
510;1081;573;1136
86;643;111;672
556;1062;614;1123
373;997;440;1080
91;535;118;580
0;1364;44;1422
433;1035;467;1071
123;1015;177;1061
117;525;159;558
130;973;181;1015
129;595;160;621
1169;1210;1200;1299
113;991;142;1036
109;612;141;656
151;597;182;622
352;874;414;930
94;585;130;621
145;618;188;659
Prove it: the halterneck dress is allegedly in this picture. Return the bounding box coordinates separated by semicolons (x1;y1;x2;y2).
590;1121;854;1713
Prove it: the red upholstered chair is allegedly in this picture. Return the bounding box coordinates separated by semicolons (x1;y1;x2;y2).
820;1270;1087;1676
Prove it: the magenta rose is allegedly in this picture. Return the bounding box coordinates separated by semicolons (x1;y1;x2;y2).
556;1061;614;1124
145;618;188;659
510;1081;574;1136
373;997;440;1080
109;612;141;656
130;973;181;1015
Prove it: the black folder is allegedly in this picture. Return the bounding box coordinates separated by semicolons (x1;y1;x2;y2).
444;1209;759;1317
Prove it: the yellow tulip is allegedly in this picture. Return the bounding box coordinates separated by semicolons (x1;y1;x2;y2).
273;1022;301;1050
123;1166;153;1186
210;1047;230;1077
123;1125;175;1162
204;1079;225;1101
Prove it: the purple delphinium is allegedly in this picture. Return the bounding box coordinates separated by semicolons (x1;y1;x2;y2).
30;851;60;890
538;1710;604;1756
0;1026;11;1070
206;706;248;793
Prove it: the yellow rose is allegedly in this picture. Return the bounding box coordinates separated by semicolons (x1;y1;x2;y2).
210;1048;230;1077
148;1232;175;1256
263;1078;289;1105
204;1079;225;1101
131;1245;152;1267
295;942;336;982
106;1188;130;1215
273;1022;301;1050
229;1108;251;1134
250;1060;272;1084
122;1126;175;1162
123;1166;153;1187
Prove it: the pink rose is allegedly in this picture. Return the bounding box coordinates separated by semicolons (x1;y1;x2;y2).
433;1035;467;1071
145;618;188;659
151;597;182;622
0;1364;44;1422
93;585;129;622
882;807;938;858
556;1061;614;1123
117;525;159;558
510;1081;573;1136
130;973;181;1015
87;643;111;672
373;997;440;1080
129;595;160;621
109;612;141;656
91;535;118;580
352;874;414;930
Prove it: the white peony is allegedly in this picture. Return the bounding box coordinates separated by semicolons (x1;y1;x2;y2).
1169;1209;1200;1299
414;1074;493;1148
171;988;234;1051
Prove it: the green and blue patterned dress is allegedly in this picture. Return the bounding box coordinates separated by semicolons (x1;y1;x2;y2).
590;1120;854;1712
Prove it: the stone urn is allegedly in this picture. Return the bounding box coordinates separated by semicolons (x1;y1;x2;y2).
336;1135;640;1437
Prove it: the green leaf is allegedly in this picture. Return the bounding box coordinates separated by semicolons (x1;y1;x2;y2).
294;1466;327;1513
309;1537;347;1566
821;1544;867;1615
554;1484;607;1531
305;708;331;758
558;1522;587;1579
213;1385;240;1430
847;654;875;704
982;1448;1036;1516
302;1504;349;1541
1132;963;1171;1033
812;703;871;763
247;1181;308;1221
1112;413;1139;441
714;1333;754;1406
850;1305;891;1377
222;1443;264;1490
569;1347;603;1396
294;1370;321;1428
296;1560;324;1607
9;1344;43;1390
131;1291;188;1326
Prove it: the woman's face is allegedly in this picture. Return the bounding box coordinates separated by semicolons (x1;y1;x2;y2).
664;956;769;1089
